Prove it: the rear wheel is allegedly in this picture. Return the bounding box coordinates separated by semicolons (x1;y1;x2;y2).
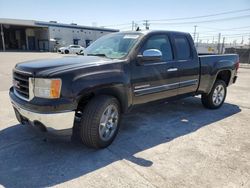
79;95;121;149
201;80;227;109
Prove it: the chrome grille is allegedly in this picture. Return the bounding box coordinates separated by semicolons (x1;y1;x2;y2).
13;69;32;100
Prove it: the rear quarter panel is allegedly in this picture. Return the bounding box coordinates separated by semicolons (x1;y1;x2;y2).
198;54;239;94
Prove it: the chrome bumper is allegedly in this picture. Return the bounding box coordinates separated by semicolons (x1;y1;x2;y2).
12;101;75;133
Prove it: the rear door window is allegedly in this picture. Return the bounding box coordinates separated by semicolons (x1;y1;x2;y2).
174;36;191;60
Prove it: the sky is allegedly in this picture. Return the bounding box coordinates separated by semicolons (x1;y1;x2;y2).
0;0;250;43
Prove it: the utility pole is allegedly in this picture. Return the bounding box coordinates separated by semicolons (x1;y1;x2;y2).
143;20;150;30
193;25;197;42
217;33;221;54
241;36;244;44
221;37;225;54
0;24;5;51
132;21;135;31
196;33;199;48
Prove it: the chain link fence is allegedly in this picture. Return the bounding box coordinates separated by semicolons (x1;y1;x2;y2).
225;48;250;64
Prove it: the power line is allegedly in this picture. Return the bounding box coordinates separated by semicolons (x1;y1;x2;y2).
196;31;250;39
150;8;250;21
199;36;249;39
150;14;250;25
199;30;250;35
199;25;250;31
102;9;250;28
197;26;250;34
199;32;250;37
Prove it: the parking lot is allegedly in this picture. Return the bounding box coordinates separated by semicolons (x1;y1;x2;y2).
0;52;250;188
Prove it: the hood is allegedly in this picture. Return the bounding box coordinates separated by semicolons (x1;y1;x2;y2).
15;56;118;77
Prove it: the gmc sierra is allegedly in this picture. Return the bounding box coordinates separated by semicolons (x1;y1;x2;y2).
9;30;239;148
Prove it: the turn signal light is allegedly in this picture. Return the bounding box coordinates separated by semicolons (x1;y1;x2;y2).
50;79;61;98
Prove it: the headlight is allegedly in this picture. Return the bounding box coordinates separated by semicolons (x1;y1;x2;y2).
34;78;62;99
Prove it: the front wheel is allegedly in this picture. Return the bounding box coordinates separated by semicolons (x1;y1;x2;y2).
201;80;227;109
79;95;121;149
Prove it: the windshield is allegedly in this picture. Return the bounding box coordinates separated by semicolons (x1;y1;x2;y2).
84;33;142;59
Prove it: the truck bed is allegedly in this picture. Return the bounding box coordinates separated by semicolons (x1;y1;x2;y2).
198;54;239;94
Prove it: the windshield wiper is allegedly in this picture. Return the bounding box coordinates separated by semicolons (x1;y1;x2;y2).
87;53;107;57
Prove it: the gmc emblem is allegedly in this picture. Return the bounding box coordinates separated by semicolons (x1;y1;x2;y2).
13;80;20;89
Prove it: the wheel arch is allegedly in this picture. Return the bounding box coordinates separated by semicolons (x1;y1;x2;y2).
215;70;232;86
75;85;130;113
206;69;232;94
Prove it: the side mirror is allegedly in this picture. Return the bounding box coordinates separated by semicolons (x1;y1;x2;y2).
137;49;162;65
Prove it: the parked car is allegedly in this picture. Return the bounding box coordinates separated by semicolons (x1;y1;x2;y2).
58;45;85;54
10;31;239;149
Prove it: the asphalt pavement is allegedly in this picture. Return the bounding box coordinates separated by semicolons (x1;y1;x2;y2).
0;52;249;188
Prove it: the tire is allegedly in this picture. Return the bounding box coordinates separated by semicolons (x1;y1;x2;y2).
79;95;121;149
64;50;69;54
201;80;227;109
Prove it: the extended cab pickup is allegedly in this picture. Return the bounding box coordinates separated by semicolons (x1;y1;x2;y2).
9;31;239;148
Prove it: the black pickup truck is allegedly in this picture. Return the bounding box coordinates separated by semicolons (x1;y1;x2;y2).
10;30;239;148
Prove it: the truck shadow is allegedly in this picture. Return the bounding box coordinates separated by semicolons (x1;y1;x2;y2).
0;97;241;187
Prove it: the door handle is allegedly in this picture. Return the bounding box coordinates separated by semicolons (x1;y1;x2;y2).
167;68;178;72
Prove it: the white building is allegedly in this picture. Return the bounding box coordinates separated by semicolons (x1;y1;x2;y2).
0;18;118;52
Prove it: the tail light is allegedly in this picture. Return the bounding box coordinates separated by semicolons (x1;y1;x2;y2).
236;61;240;72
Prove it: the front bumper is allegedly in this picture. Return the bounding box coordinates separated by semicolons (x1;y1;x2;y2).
12;100;75;134
10;89;76;136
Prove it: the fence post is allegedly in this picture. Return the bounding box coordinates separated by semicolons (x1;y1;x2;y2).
0;24;6;51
